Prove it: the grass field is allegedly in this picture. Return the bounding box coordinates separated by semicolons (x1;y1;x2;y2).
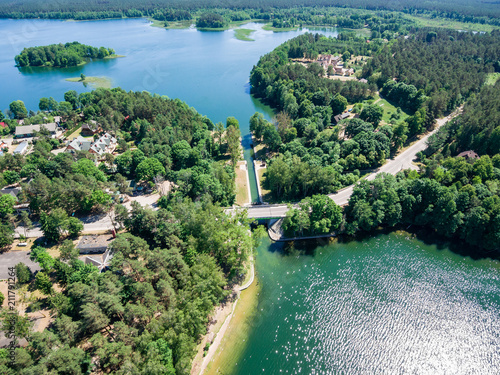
234;28;255;41
65;76;112;89
486;72;500;86
235;162;250;206
405;15;498;33
377;99;409;124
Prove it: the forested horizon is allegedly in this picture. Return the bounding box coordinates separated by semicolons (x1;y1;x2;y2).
0;0;499;21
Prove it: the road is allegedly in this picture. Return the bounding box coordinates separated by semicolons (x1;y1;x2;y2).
0;251;40;278
241;109;460;218
16;111;459;235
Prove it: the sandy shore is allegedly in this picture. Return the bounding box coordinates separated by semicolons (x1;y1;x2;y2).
191;259;255;375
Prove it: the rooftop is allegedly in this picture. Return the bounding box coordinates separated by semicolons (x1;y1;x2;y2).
77;234;115;254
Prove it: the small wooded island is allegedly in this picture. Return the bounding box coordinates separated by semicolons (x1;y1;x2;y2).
14;41;118;68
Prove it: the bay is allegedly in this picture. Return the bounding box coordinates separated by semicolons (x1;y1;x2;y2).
0;19;338;202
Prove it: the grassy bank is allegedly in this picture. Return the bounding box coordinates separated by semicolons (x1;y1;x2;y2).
234;28;255;41
204;279;260;375
405;15;499;32
65;76;112;89
486;72;500;85
103;54;125;59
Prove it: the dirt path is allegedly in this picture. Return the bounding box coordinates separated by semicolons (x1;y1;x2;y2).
191;260;255;375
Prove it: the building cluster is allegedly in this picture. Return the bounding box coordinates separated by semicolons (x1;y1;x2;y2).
67;132;117;159
317;54;354;76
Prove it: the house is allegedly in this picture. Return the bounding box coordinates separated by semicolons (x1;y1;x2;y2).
334;112;350;124
15;123;57;138
359;78;368;84
334;66;343;74
0;122;7;130
0;187;21;202
67;136;93;152
84;247;114;272
13;141;29;155
89;133;117;157
344;68;355;76
81;121;99;136
77;234;115;254
457;150;479;160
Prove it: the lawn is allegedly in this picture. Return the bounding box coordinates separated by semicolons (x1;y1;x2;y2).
252;141;267;161
376;98;409;124
65;76;112;89
257;167;274;203
65;127;94;141
235;162;250;206
405;15;498;33
234;28;255;41
485;72;500;86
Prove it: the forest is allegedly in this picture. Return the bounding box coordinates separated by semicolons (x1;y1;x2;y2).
282;79;500;252
0;200;255;374
0;0;499;25
249;29;500;201
14;42;116;68
0;88;242;249
0;86;255;373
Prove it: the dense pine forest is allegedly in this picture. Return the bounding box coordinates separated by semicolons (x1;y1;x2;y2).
0;0;499;28
15;42;115;68
0;202;254;374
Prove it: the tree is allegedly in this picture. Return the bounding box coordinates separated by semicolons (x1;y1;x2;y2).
0;290;4;306
40;208;69;243
226;116;239;130
263;125;281;152
330;93;348;115
327;65;334;77
9;100;27;119
342;50;351;63
214;122;224;149
359;104;383;126
249;112;268;140
35;272;53;295
226;125;241;167
0;194;16;218
15;263;32;284
3;170;20;185
67;217;83;238
0;224;14;249
136;158;166;182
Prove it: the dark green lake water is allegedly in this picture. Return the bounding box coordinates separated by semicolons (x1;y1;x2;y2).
234;233;500;374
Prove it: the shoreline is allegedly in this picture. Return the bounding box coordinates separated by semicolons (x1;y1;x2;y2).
191;257;256;375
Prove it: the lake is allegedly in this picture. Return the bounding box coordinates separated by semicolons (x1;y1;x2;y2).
0;19;338;202
1;18;499;375
231;233;500;374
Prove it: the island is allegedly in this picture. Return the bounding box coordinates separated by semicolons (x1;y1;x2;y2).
14;41;121;68
65;74;112;89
